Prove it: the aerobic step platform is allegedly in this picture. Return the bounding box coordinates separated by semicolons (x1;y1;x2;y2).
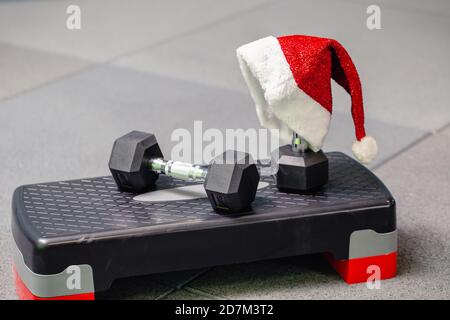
12;152;397;300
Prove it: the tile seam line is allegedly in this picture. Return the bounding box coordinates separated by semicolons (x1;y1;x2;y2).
436;122;450;134
149;268;213;291
104;0;278;64
0;0;278;104
372;122;450;171
154;287;177;300
183;286;227;300
159;286;223;300
0;63;98;104
176;268;214;290
372;131;432;171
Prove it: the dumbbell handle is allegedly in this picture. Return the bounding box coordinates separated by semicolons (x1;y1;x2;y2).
291;131;308;153
149;159;207;182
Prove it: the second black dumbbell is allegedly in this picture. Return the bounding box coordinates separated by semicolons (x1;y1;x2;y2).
108;131;260;213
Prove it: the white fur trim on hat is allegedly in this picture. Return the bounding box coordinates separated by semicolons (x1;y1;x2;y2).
236;36;331;151
352;136;378;164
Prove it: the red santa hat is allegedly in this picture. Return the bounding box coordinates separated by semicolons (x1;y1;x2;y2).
236;35;378;164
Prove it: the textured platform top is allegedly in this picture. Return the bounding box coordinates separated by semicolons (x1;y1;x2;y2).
12;152;393;244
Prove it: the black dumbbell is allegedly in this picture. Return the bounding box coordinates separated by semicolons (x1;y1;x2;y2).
108;131;260;213
272;132;328;193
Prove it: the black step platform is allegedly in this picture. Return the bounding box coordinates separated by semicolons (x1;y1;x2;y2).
11;152;397;300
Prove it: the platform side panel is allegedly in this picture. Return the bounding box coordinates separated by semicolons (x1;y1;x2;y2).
16;204;394;292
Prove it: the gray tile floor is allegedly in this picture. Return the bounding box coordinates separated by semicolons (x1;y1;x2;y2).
0;0;449;299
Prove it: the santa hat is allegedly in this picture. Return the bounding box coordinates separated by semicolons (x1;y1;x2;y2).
236;35;378;164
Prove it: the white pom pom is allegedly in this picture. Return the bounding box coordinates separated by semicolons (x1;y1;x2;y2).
352;136;378;164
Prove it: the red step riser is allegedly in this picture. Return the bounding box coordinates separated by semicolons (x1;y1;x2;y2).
325;252;397;284
13;266;95;300
13;252;397;299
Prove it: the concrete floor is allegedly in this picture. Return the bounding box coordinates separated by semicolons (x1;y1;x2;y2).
0;0;449;299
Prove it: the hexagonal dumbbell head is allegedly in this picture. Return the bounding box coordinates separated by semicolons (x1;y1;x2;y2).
109;131;164;193
204;150;260;213
272;145;328;193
